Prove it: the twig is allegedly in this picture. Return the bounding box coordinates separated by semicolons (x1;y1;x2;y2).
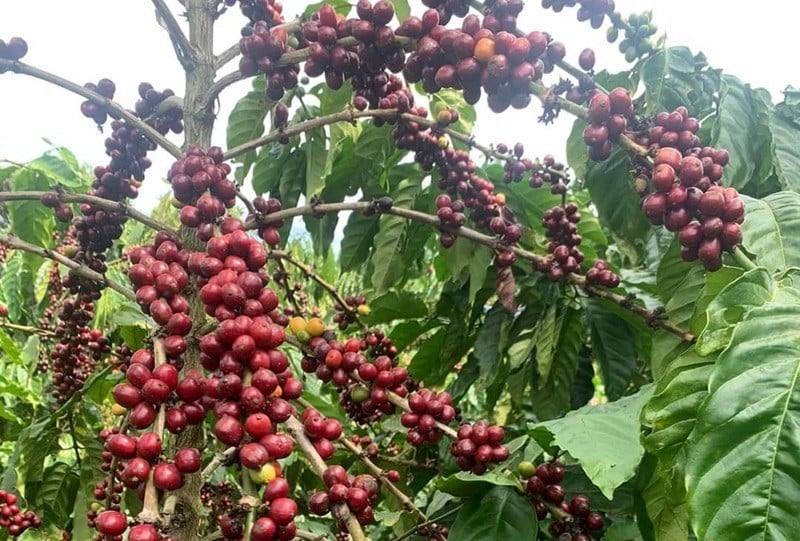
252;202;695;342
0;191;178;236
269;250;362;327
285;416;368;541
0;320;56;338
732;246;758;271
139;340;167;524
201;446;238;479
0;59;182;158
151;0;198;68
0;234;136;301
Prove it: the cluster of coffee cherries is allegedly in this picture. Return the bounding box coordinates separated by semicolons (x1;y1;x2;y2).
68;110;155;261
92;507;174;541
451;421;509;474
584;259;620;287
529;154;571;195
612;11;657;63
0;490;41;538
643;106;702;152
402;10;556;112
226;0;284;26
79;78;116;125
536;204;583;281
0;36;27;62
419;0;469;24
44;297;110;404
252;195;285;247
300;407;343;460
170;146;237;240
401;389;458;447
434;193;467;248
391;106;513;247
134;82;184;136
308;465;379;526
128;235;193;357
582;87;635;161
39;192;76;227
330;294;368;330
496;142;530;182
238;21;300;101
299;2;406;102
520;461;604;539
643;147;742;270
543;0;616;30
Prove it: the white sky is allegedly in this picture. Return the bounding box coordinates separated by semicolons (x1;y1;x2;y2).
0;1;794;214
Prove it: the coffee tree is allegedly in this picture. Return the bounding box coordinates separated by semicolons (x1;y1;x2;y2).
0;0;799;540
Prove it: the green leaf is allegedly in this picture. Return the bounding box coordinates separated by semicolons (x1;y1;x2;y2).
710;75;773;194
769;110;800;191
392;0;411;22
305;127;328;198
8;169;56;256
639;47;720;116
442;237;492;305
361;291;428;324
409;317;472;387
227;77;270;179
639;454;690;541
339;211;378;272
371;176;421;292
531;386;654;499
584;147;652;248
741;192;800;273
36;461;80;526
438;471;521;498
586;298;638;400
686;287;800;540
474;304;511;387
0;252;28;322
642;347;717;459
531;304;586;419
695;267;774;355
304;0;350;16
448;486;538;541
534;304;559;385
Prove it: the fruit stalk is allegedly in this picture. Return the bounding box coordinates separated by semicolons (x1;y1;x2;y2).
285;416;368;541
138;338;168;524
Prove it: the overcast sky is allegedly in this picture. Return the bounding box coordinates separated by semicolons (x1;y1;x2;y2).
0;1;794;213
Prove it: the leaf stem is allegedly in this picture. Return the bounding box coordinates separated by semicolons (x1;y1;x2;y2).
731;246;758;271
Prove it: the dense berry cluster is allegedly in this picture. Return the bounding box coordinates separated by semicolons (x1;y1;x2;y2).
528;154;570;194
536;203;583;281
309;465;379;526
226;0;285;26
582;87;635;161
613;11;657;62
331;294;368;330
451;421;509;473
238;22;300;101
135;83;184;135
521;461;604;539
0;490;40;538
171;146;237;239
643;147;742;270
45;298;110;404
300;408;343;460
402;11;553;111
0;37;28;62
252;195;285;247
80;78;117;125
401;389;457;446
